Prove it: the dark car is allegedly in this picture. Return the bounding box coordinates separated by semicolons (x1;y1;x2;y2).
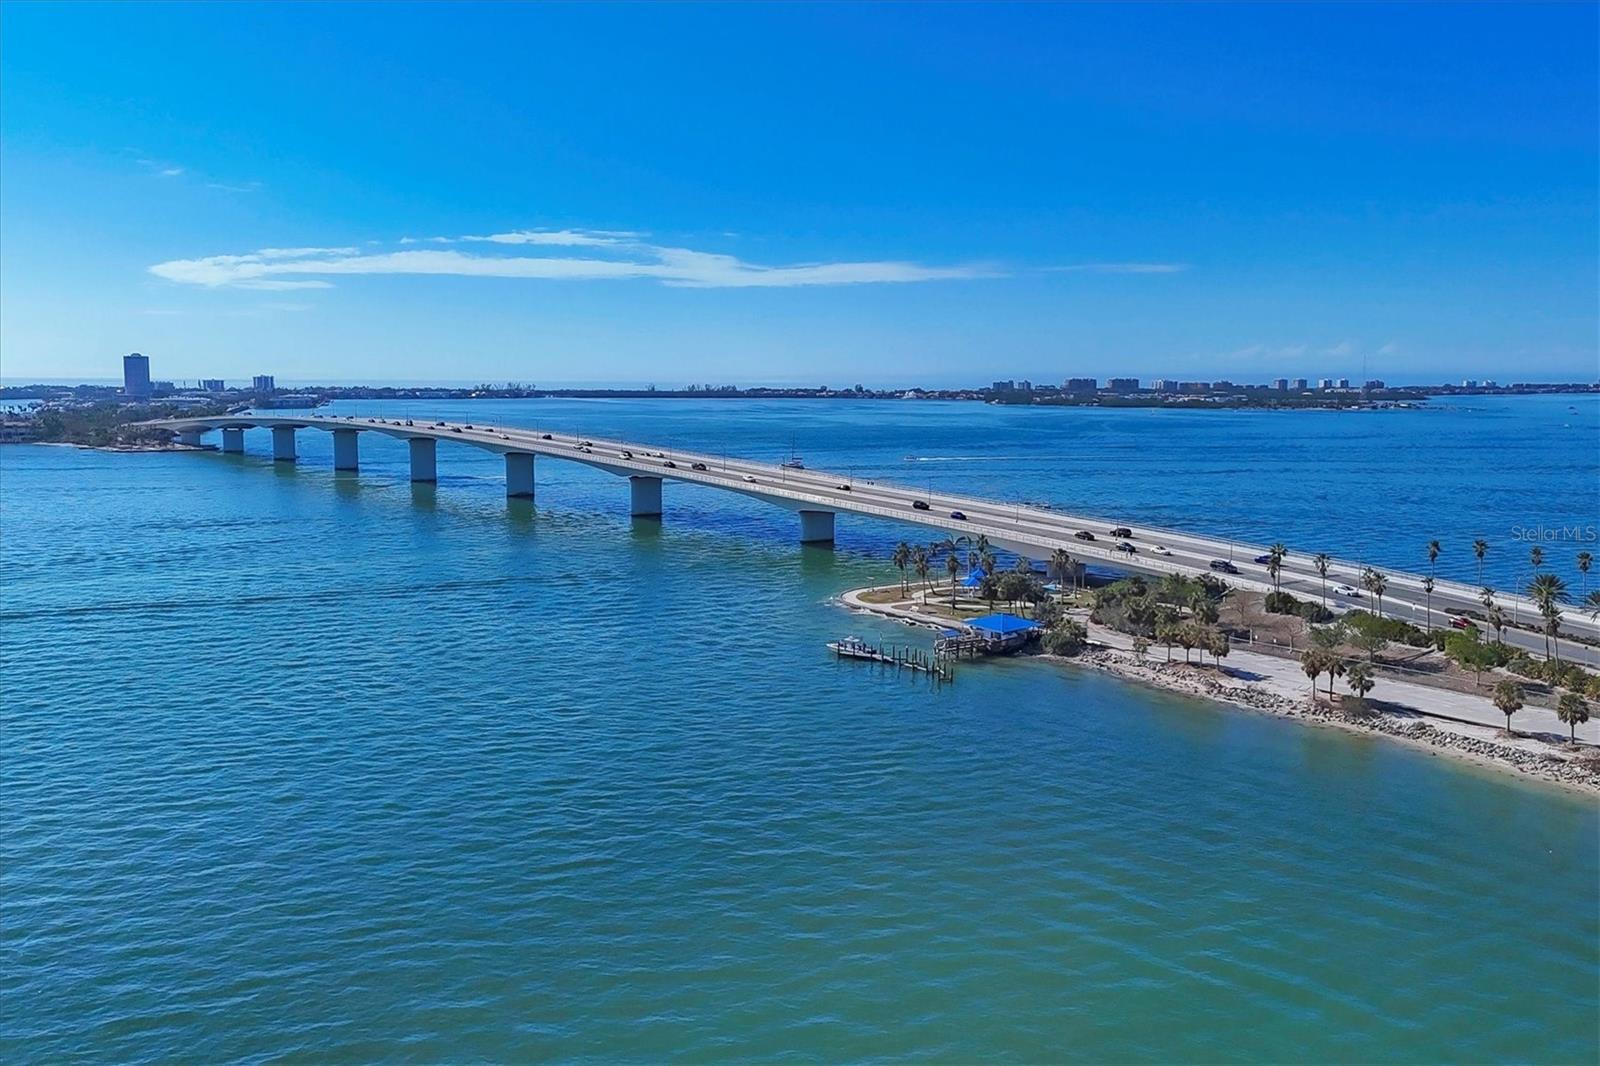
691;462;708;471
1114;541;1136;554
1210;559;1240;574
540;433;552;440
451;427;463;433
838;484;852;491
1109;526;1133;538
1074;530;1096;542
1253;554;1273;564
950;510;967;521
405;419;414;426
912;500;930;511
663;460;677;468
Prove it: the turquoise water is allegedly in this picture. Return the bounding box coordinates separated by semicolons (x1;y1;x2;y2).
2;397;1597;1062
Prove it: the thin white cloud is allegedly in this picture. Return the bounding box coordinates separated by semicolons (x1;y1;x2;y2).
1046;262;1189;274
256;246;359;259
206;181;263;193
1324;339;1357;357
463;228;642;247
150;234;995;291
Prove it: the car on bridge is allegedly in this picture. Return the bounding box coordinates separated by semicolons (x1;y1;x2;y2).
1109;526;1133;538
1253;553;1273;564
691;462;707;471
1450;616;1475;630
1150;545;1172;555
540;433;552;440
663;460;677;468
837;484;852;491
912;500;930;511
1332;583;1362;597
1074;530;1096;541
950;510;967;520
1209;559;1240;574
1114;541;1136;554
743;474;758;483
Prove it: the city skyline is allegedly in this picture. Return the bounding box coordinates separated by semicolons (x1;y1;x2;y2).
2;3;1596;383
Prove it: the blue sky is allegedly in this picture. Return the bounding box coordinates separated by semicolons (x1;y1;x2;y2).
2;2;1595;385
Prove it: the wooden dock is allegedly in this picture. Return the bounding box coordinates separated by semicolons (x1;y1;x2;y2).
828;636;953;683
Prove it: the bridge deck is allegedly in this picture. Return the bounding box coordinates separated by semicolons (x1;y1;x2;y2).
142;412;1598;662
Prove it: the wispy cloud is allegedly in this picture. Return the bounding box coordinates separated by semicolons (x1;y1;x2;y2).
1046;262;1189;274
150;230;997;291
205;180;263;193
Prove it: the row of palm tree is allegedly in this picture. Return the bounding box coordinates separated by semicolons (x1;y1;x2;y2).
1299;648;1373;705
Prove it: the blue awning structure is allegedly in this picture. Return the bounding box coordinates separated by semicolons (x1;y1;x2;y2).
966;613;1040;635
962;567;989;588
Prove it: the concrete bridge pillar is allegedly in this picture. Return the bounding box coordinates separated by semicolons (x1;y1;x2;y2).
221;428;245;453
505;452;535;498
408;437;437;483
178;429;204;447
799;509;836;544
629;475;663;517
271;426;297;462
332;429;360;471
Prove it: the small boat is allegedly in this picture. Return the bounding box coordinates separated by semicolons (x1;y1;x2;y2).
781;456;805;469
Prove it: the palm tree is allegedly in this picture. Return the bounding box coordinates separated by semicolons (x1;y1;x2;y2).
1487;605;1507;642
1049;548;1074;591
1268;543;1287;594
1426;539;1441;577
1472;538;1488;585
1313;552;1331;608
912;547;931;592
1556;691;1590;744
1361;567;1388;617
1420;575;1435;634
1586;589;1600;622
1479;585;1496;611
1492;679;1524;735
1578;551;1593;596
974;533;991;558
1301;649;1324;699
1346;662;1374;704
892;542;912;596
1528;573;1568;658
945;551;961;609
1325;654;1346;700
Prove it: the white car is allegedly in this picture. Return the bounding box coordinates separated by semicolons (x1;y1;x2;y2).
1332;583;1362;597
743;474;757;483
1150;545;1172;556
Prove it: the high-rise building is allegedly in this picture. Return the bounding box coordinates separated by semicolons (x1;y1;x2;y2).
200;378;226;392
252;374;277;393
1063;377;1097;392
1272;378;1289;390
123;353;151;400
1318;378;1336;389
1290;378;1308;390
1106;377;1139;392
1151;379;1179;392
1363;379;1385;390
1336;377;1350;388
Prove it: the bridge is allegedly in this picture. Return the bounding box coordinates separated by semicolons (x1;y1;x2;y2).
144;412;1597;664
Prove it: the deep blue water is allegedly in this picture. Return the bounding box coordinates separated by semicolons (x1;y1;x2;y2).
2;395;1597;1062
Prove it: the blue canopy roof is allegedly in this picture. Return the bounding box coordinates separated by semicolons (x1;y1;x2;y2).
962;567;989;588
967;613;1040;635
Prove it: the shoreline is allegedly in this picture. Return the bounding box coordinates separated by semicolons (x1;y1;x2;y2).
837;585;1600;796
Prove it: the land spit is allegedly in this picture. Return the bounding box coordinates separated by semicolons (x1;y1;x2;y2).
838;585;1600;796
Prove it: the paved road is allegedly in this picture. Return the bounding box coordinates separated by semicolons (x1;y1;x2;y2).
149;412;1600;668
